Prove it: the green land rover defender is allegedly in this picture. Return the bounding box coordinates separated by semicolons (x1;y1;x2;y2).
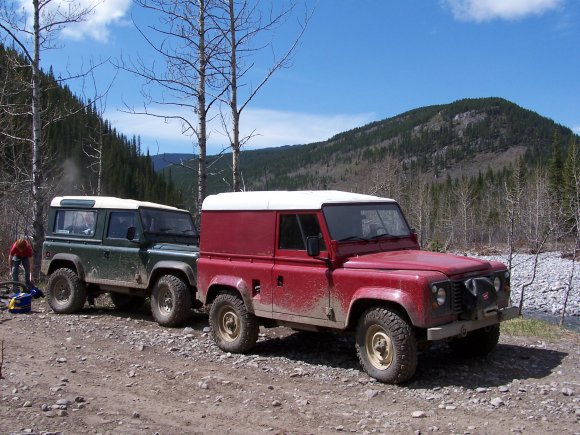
41;196;199;327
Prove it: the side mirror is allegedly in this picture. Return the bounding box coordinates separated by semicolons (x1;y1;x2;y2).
306;236;320;257
126;226;136;241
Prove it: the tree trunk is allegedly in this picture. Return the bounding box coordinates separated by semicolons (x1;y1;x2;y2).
229;0;241;192
197;0;208;215
31;0;44;280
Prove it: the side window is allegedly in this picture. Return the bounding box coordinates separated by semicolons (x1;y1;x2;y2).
278;214;326;251
107;211;138;239
54;210;96;236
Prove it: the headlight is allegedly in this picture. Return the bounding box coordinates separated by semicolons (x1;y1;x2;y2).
494;276;501;292
436;288;446;306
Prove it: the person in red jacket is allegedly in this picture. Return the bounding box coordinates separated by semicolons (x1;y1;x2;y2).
8;237;33;290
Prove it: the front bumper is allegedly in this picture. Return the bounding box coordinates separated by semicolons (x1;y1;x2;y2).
426;306;519;341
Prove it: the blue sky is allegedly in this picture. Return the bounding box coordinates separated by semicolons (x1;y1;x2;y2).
9;0;580;155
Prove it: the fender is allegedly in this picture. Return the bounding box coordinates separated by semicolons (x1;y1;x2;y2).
149;261;197;288
206;274;255;314
46;253;86;280
346;286;420;328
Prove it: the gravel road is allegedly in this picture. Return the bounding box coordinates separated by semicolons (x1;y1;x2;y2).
1;294;579;435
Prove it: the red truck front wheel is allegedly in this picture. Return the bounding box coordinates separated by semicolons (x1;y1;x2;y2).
356;307;418;384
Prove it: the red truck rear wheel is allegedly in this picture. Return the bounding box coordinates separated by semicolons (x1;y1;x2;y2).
210;292;259;353
356;307;417;384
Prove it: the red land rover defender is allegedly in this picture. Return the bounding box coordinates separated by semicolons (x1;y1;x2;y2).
197;191;518;383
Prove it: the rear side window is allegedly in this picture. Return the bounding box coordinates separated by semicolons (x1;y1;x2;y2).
107;211;138;239
278;214;326;251
53;210;97;236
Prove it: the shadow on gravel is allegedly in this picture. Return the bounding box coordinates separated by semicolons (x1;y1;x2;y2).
77;304;210;331
410;342;568;389
252;331;568;388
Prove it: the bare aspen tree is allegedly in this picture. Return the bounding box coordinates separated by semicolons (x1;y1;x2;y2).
81;69;117;195
0;0;97;278
517;168;553;316
560;137;580;326
455;177;474;248
518;228;551;316
122;0;223;216
215;0;310;191
504;158;526;273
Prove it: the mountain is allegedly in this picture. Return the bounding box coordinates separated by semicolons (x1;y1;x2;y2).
165;97;577;201
151;153;195;171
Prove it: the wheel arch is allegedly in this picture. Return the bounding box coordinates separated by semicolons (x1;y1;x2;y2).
46;254;85;280
149;261;196;292
205;276;254;314
346;287;415;332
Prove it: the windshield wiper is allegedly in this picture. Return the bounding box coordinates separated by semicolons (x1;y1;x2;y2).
337;236;369;242
370;233;391;240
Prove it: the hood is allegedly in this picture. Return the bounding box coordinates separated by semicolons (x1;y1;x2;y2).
343;250;492;277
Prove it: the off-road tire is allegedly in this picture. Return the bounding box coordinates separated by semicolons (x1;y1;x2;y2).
46;268;87;314
209;292;259;353
151;275;192;327
355;307;417;384
448;324;500;356
110;292;146;312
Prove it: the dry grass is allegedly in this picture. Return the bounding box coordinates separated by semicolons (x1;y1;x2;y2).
502;317;578;341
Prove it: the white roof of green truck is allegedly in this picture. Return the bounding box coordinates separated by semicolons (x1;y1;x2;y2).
202;190;395;211
50;196;183;211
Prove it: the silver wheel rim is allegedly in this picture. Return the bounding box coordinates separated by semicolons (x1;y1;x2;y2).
157;287;173;314
216;305;240;342
365;324;394;370
54;278;71;303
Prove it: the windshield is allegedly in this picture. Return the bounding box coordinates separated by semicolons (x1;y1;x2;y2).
140;208;198;237
323;203;411;241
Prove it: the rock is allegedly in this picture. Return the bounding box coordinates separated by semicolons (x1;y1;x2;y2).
56;357;67;363
22;401;32;407
476;387;488;393
41;404;50;412
202;326;211;333
412;411;426;418
183;327;195;335
499;386;509;393
562;388;575;396
365;389;379;399
198;381;209;389
490;397;504;408
57;399;72;406
271;400;282;407
74;396;86;403
132;411;140;418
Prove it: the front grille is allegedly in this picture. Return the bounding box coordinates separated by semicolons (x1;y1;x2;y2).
451;281;463;314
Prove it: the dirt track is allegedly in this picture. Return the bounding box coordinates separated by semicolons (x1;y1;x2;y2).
1;297;579;435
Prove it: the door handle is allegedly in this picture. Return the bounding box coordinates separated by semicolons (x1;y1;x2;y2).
277;276;284;286
103;251;110;259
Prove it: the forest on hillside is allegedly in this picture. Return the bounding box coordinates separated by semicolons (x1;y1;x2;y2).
0;44;183;275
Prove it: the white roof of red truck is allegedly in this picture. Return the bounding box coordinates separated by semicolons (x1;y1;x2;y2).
202;190;395;211
50;196;184;211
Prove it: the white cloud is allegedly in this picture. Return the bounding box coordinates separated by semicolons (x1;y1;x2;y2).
443;0;563;22
106;107;377;155
18;0;131;42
